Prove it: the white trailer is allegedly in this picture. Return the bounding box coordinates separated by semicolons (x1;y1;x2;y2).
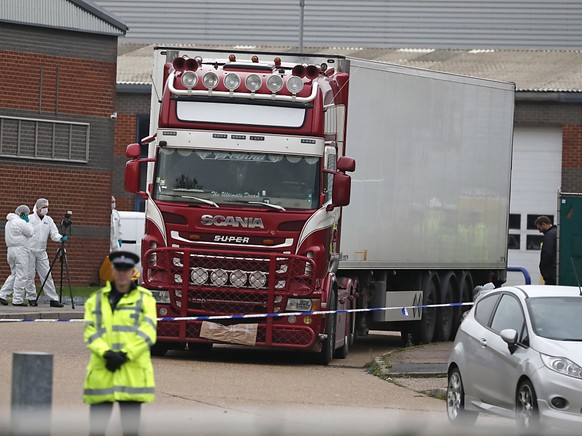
338;59;515;343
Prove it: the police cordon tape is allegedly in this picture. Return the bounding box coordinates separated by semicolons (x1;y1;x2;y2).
0;301;475;323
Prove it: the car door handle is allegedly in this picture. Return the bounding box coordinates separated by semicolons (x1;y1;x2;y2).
480;338;487;347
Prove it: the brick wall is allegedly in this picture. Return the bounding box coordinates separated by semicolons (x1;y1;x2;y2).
0;22;118;286
562;125;582;192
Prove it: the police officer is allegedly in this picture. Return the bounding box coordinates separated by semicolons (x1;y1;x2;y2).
83;251;157;436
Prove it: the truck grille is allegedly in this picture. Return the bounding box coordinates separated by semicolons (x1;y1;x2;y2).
144;247;315;315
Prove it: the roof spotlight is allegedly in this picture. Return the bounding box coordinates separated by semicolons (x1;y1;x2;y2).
202;72;219;89
245;74;262;92
266;74;284;93
181;71;198;89
224;73;241;91
286;76;304;94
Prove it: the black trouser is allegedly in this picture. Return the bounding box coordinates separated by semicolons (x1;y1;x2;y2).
89;401;142;436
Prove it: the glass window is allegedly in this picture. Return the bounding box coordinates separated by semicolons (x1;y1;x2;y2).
491;294;526;341
154;148;320;210
527;214;554;230
508;234;520;250
527;297;582;341
527;235;543;250
474;294;500;326
508;214;520;230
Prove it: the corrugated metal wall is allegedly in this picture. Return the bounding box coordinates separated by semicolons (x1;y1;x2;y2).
94;0;582;48
0;0;124;35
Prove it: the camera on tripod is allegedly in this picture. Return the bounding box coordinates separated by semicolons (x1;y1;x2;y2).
60;210;73;238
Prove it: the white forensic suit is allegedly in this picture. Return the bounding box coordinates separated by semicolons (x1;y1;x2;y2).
110;207;122;252
0;213;34;304
26;212;64;302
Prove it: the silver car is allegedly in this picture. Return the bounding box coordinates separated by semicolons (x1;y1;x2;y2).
447;285;582;432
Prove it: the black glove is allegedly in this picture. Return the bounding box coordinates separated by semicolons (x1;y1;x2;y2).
103;350;128;372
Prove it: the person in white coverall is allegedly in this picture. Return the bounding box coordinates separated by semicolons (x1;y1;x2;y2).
26;198;66;307
111;196;122;252
0;205;35;306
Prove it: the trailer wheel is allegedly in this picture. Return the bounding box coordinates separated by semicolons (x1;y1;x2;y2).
317;292;337;365
436;272;457;342
410;274;439;344
453;272;473;339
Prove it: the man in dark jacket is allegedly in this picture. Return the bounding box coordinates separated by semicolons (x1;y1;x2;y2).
535;216;557;285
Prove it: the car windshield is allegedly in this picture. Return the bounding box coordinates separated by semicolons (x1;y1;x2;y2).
154;148;320;210
527;297;582;341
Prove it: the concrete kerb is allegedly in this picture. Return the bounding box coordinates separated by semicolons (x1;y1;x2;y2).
370;343;451;400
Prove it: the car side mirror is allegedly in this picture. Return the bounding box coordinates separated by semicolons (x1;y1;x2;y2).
501;328;518;354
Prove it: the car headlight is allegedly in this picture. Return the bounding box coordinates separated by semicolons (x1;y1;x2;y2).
541;354;582;379
152;290;170;304
286;298;313;312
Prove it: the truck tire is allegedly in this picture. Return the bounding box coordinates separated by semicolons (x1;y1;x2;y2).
334;335;349;359
410;274;439;344
317;292;337;365
436;272;457;342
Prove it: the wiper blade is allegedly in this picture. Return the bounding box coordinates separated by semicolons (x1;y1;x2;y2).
180;195;219;208
247;201;286;211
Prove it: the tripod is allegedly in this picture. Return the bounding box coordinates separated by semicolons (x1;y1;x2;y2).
38;241;75;309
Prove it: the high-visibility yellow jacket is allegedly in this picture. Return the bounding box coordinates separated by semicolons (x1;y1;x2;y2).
83;282;157;404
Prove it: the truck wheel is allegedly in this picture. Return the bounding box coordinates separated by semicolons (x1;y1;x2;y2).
334;335;349;359
348;312;356;346
436;272;457;342
150;342;169;357
453;272;473;339
410;275;438;344
317;292;337;365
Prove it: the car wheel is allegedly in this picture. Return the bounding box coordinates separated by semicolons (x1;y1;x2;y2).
516;379;540;432
447;367;478;426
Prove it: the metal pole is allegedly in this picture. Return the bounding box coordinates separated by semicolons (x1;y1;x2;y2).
299;0;305;53
11;352;53;435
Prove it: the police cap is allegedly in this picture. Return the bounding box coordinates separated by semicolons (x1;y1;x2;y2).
109;251;140;271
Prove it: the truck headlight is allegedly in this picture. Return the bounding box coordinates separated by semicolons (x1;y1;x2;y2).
152;290;170;304
286;298;313;312
541;354;582;379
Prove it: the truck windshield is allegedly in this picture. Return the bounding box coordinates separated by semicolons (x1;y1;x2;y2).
154;148;320;210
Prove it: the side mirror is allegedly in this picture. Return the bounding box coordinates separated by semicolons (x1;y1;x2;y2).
125;160;141;195
331;173;351;208
126;143;141;160
500;328;518;354
337;156;355;172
